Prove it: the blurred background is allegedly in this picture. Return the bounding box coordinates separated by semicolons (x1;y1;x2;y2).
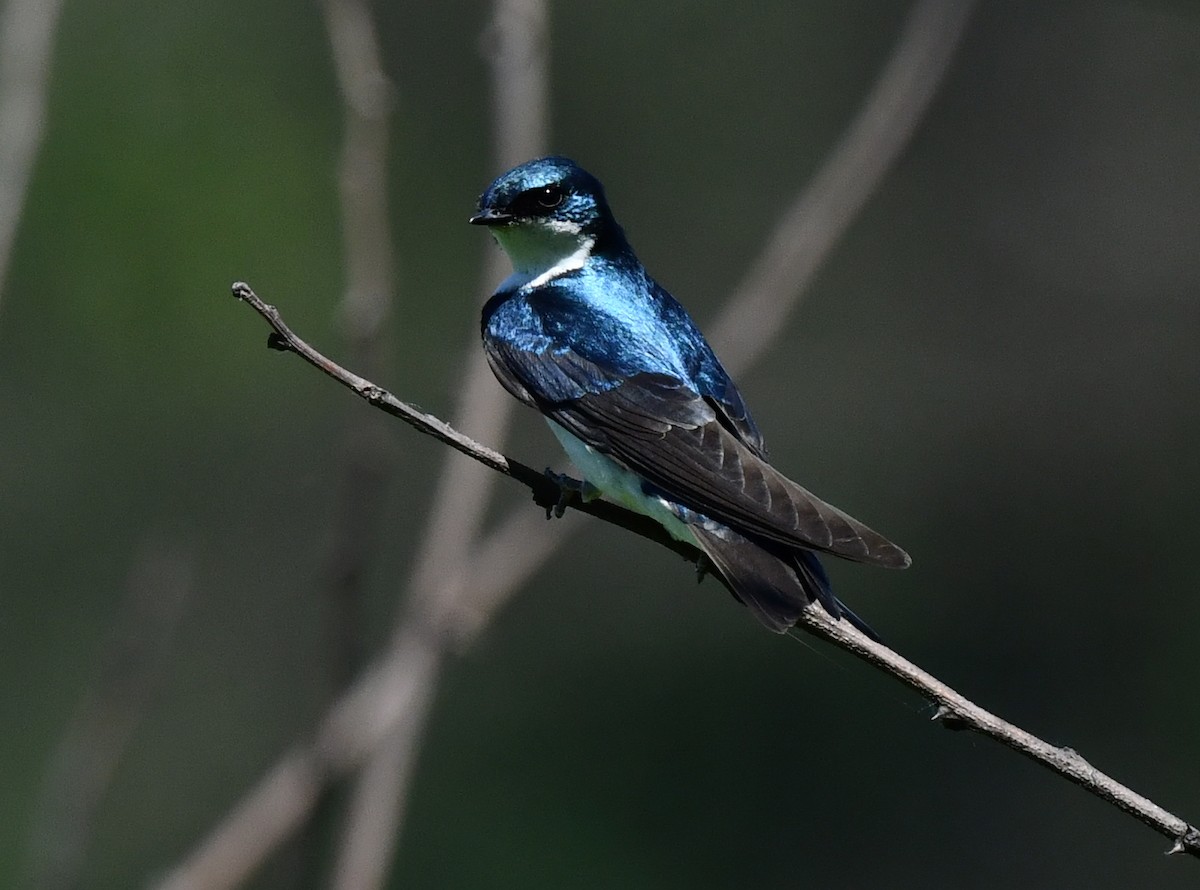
2;0;1198;887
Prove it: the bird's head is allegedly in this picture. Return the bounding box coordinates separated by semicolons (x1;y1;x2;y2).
471;157;626;280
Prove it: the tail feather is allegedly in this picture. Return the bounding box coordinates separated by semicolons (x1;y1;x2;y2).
793;548;882;642
690;524;881;641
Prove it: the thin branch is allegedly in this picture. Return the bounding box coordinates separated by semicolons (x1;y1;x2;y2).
160;4;990;883
237;282;515;474
794;611;1200;858
232;281;696;565
0;0;66;310
27;539;194;890
182;288;1200;869
332;2;552;887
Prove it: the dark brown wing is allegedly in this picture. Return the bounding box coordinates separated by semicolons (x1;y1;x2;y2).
545;372;910;569
481;318;908;568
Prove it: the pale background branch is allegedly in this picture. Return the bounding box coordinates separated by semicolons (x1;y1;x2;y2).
4;2;1198;888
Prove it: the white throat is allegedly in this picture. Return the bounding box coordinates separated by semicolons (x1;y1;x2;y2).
492;220;595;291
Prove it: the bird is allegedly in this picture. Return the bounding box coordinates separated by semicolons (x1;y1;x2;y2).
471;156;909;636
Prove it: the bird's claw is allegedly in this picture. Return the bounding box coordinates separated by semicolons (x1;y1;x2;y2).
543;469;599;519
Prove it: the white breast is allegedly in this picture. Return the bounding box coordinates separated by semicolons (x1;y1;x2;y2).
547;419;698;546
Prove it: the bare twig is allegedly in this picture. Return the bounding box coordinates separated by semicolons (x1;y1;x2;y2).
27;539;194;890
0;0;66;309
174;288;1200;869
332;3;552;887
794;612;1200;858
236;282;519;475
232;281;696;565
162;4;1098;885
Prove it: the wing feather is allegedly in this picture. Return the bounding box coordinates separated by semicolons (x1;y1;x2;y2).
484;330;909;568
554;375;909;568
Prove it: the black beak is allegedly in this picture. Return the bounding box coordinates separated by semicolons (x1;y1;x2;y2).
469;207;513;226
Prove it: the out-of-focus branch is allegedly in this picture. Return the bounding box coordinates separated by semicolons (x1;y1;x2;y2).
0;0;66;310
27;540;194;890
322;0;395;350
289;1;401;884
404;0;550;646
399;0;552;606
153;622;442;890
318;0;398;690
160;3;987;884
709;0;975;372
332;3;551;887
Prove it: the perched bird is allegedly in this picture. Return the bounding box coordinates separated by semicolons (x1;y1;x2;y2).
472;157;909;636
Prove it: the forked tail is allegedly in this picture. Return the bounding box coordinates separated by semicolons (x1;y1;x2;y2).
691;524;881;641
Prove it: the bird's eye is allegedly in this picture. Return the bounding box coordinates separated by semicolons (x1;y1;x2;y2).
536;185;564;209
510;183;567;218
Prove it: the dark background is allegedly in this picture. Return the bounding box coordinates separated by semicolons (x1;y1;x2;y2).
2;1;1198;887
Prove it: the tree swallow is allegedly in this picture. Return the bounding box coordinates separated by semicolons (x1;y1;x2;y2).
471;156;909;636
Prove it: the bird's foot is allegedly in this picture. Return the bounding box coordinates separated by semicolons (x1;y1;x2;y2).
543;469;600;519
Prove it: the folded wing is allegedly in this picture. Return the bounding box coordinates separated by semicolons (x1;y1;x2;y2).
484;337;909;569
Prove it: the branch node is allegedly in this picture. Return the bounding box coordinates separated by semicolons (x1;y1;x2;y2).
232;281;253;301
1167;828;1200;856
930;703;970;731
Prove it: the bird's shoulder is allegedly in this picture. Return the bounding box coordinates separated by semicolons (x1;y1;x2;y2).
481;277;624;406
481;264;766;455
483;262;667;360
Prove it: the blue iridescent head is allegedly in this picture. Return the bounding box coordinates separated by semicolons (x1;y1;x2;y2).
470;158;629;271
